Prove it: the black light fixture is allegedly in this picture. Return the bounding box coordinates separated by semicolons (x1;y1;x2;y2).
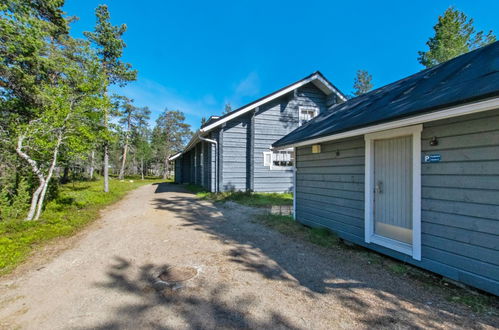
430;136;439;146
336;149;340;156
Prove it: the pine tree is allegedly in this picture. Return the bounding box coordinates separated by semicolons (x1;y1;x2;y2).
115;96;150;180
84;5;137;192
353;70;373;96
223;103;232;114
152;109;191;179
418;7;496;68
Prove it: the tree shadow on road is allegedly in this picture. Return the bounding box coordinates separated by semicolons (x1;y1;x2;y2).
141;183;497;328
84;256;300;329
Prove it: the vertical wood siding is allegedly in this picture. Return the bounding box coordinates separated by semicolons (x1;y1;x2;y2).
253;83;327;192
295;108;499;295
177;82;332;193
222;114;250;191
374;136;413;243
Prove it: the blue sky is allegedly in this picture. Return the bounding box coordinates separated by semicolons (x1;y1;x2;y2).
63;0;499;130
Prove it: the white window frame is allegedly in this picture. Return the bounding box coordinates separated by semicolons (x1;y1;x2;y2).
299;106;318;126
263;148;294;170
364;124;422;260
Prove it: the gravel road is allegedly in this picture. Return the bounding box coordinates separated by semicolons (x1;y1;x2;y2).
0;183;496;329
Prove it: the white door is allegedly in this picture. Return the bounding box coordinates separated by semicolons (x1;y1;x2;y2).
373;135;413;244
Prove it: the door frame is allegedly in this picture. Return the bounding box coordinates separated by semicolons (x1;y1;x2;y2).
364;124;422;260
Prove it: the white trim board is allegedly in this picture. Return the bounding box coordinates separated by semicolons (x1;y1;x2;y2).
169;153;182;161
275;97;499;149
364;124;422;260
200;73;345;133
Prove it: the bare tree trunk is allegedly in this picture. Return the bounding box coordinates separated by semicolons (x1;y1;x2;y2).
118;136;128;180
89;150;95;179
103;143;109;192
103;93;110;193
141;158;145;180
34;134;62;220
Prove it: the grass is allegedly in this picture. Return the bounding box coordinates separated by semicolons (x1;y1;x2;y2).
0;177;165;275
185;184;293;207
256;214;339;248
254;213;498;315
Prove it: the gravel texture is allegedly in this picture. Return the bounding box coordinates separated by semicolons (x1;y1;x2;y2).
0;183;497;329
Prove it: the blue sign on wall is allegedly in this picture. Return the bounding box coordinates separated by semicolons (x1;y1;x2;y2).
424;154;441;163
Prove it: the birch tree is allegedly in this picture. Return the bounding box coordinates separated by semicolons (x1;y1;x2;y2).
13;38;105;220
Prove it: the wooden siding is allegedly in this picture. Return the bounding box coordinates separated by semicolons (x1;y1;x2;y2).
253;83;327;192
221;114;250;191
175;82;332;193
174;158;181;183
295;108;499;295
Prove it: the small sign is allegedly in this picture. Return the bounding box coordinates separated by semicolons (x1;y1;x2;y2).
424;154;441;163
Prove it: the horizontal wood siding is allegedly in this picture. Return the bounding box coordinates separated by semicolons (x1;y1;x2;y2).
295;136;366;240
254;83;327;192
222;115;250;191
295;108;499;295
420;109;499;294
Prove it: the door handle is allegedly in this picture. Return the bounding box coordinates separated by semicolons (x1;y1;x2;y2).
375;181;383;194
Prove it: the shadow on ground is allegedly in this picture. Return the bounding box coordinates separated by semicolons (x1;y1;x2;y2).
84;256;298;329
89;183;497;329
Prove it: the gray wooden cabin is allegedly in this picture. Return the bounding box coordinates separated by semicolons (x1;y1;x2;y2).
171;72;346;192
273;42;499;295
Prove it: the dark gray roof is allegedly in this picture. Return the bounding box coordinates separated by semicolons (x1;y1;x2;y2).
273;41;499;148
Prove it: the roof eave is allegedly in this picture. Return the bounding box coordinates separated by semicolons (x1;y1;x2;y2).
273;97;499;150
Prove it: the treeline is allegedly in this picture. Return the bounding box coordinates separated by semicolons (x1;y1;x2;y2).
0;2;191;221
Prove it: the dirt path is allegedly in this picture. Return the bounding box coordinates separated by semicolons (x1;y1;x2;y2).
0;183;496;329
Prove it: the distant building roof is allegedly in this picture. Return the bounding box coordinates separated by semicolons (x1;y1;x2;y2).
274;41;499;148
177;71;346;157
200;71;346;134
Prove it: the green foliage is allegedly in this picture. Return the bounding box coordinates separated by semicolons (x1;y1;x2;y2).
185;185;293;207
152;109;192;177
418;7;496;68
0;178;162;274
352;69;373;96
223;103;232;114
0;0;68;121
0;177;31;221
84;5;137;86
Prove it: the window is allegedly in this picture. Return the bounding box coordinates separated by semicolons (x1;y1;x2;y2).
299;107;318;126
263;149;294;169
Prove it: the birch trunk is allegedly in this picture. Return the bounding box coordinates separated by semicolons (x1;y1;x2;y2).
89;150;95;179
141;158;144;180
34;134;62;220
103;144;109;192
16;134;46;221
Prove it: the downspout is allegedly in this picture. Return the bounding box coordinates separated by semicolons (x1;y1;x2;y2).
199;136;218;193
293;147;296;220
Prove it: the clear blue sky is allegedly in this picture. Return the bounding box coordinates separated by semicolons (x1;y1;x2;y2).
63;0;499;130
